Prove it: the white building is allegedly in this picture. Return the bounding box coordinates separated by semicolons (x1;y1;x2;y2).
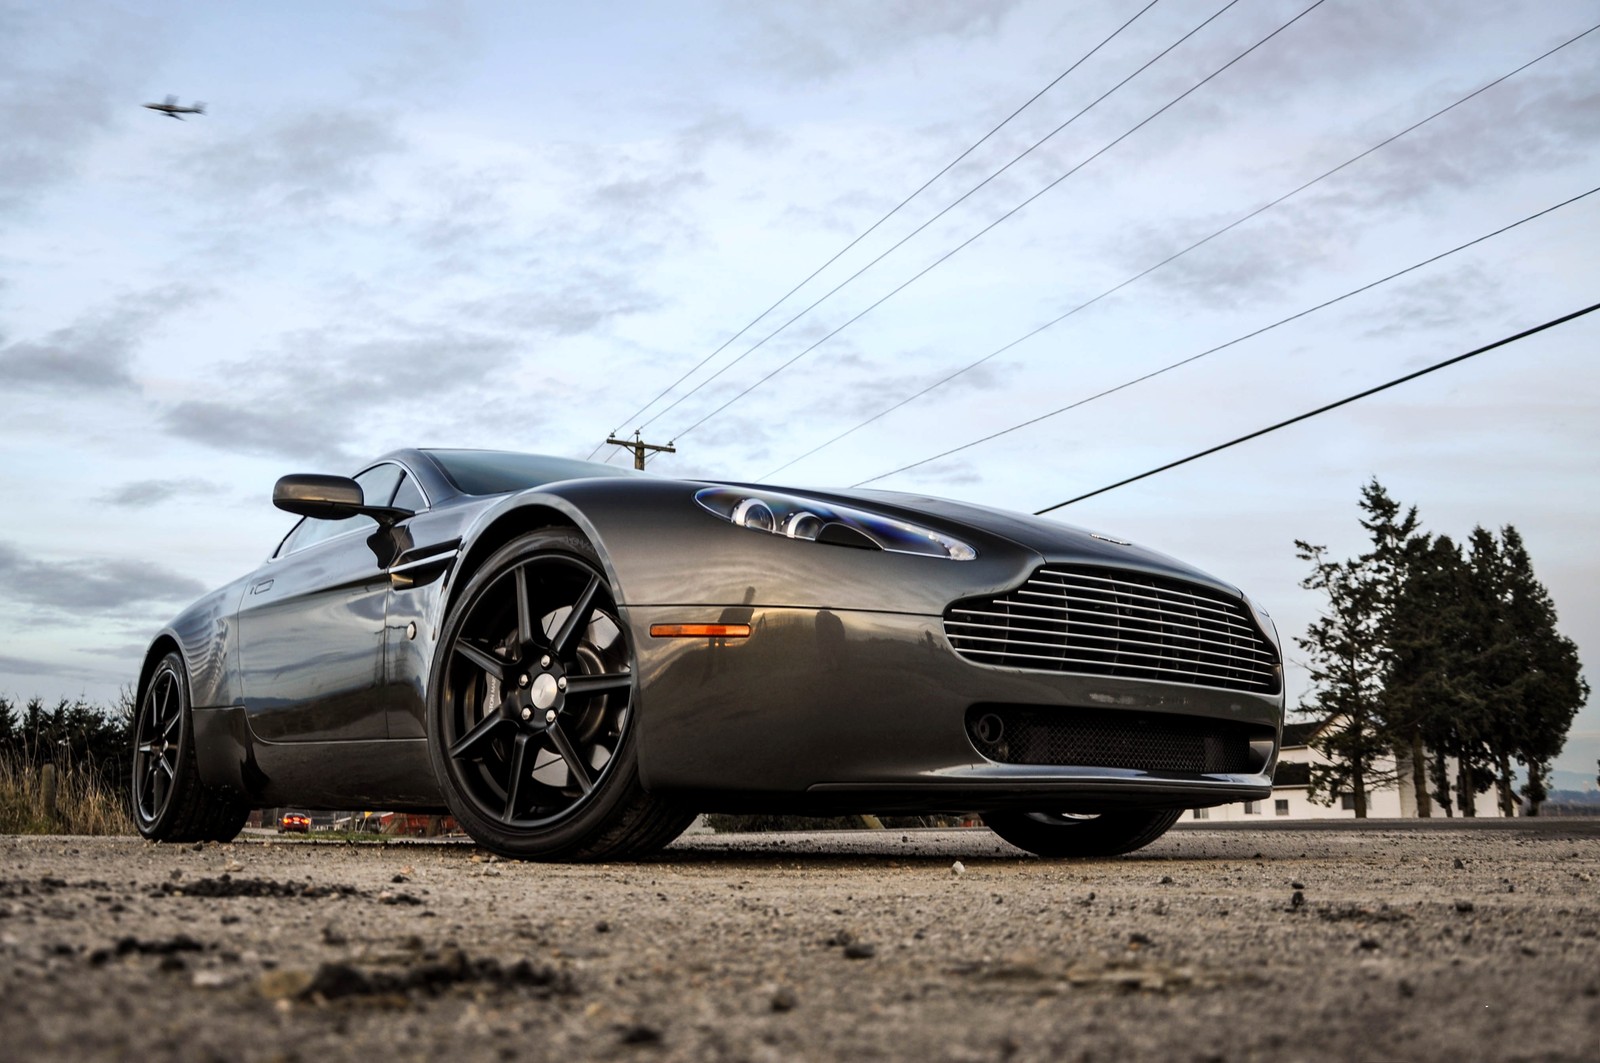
1195;719;1514;822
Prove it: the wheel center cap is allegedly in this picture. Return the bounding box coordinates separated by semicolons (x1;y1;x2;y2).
530;672;560;711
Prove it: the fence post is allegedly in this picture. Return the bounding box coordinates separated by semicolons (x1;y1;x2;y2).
40;763;58;826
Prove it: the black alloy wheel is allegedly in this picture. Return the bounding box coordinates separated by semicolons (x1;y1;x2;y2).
131;651;249;842
428;529;692;860
982;807;1183;858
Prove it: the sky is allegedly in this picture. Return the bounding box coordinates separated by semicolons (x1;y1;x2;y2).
2;0;1597;789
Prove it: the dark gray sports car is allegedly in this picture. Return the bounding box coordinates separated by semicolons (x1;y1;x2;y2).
133;448;1284;860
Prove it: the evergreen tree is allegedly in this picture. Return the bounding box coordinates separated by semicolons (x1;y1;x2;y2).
1493;527;1588;814
1294;482;1585;820
1386;533;1474;817
1293;540;1392;816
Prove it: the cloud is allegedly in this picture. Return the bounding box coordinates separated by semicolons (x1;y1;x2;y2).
1323;67;1600;212
737;0;1025;81
355;0;477;98
0;653;83;679
160;325;523;464
1359;263;1512;341
97;478;227;508
0;287;206;394
0;3;159;217
0;540;207;619
1110;207;1332;310
183;110;406;212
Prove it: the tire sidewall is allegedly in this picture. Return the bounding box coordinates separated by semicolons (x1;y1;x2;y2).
426;528;644;859
132;651;192;840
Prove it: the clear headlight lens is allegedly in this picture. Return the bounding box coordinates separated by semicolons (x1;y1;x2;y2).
695;487;977;561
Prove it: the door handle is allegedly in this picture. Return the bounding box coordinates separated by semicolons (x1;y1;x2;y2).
250;578;275;595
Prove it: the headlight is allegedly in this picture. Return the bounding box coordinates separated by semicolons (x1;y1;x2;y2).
695;487;977;561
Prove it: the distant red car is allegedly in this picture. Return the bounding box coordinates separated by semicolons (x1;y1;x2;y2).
278;812;311;833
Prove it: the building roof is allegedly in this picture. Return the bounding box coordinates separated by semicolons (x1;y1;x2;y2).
1280;720;1325;748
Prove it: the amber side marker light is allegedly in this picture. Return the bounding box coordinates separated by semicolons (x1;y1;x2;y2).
649;623;752;639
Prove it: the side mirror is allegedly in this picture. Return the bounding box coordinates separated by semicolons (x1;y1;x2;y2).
274;473;416;525
274;474;364;519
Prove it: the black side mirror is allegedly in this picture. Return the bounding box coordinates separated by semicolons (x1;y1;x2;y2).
273;474;413;525
274;474;363;519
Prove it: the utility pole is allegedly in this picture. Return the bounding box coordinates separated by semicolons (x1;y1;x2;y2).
605;431;676;470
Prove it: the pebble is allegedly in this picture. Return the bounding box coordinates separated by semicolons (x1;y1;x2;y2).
951;861;965;876
1454;900;1475;913
843;942;877;960
770;985;799;1012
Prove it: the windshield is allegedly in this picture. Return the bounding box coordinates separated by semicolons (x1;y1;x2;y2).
425;449;644;496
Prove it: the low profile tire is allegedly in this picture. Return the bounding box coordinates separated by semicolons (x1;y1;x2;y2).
982;807;1183;858
427;529;692;861
131;652;250;843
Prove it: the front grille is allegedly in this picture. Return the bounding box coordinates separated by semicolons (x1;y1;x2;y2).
945;564;1279;694
966;705;1254;774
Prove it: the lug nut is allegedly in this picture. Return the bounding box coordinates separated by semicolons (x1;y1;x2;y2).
557;677;567;690
518;674;530;687
520;707;531;720
540;655;551;668
545;709;557;724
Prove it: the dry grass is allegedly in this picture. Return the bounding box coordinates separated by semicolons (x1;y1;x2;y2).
0;752;132;835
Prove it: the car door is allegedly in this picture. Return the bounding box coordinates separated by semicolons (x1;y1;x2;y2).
236;463;406;741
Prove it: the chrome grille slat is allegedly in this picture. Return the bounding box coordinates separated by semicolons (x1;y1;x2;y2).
944;564;1280;694
947;645;1275;689
1015;585;1256;628
948;607;1272;653
946;624;1277;669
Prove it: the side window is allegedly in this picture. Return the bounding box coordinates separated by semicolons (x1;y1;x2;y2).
356;464;404;509
391;472;426;513
279;464;406;556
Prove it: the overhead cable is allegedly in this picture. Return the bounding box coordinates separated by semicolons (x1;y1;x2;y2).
666;0;1329;443
1031;300;1600;512
763;22;1600;479
584;0;1168;460
850;184;1600;487
637;0;1236;437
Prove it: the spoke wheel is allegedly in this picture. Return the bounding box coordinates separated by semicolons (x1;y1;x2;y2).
133;661;185;827
982;807;1183;858
131;651;250;842
429;530;693;860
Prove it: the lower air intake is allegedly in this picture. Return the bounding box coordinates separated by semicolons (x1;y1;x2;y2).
966;705;1255;775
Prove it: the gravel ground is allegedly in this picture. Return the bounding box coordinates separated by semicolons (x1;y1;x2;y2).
2;822;1597;1062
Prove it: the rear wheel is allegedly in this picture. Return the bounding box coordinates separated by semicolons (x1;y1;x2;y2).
131;652;249;842
427;529;692;860
982;807;1182;857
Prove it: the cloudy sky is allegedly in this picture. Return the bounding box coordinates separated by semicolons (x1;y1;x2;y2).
2;0;1597;788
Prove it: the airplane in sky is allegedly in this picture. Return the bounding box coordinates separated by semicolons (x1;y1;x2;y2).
143;95;205;120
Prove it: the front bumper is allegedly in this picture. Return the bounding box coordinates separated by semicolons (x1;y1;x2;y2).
630;605;1282;812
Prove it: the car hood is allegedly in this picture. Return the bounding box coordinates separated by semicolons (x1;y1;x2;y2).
756;483;1246;600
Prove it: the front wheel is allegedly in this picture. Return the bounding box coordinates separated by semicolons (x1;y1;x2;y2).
131;652;249;842
427;529;692;861
983;807;1183;858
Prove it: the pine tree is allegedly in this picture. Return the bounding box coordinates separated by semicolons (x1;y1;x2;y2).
1385;533;1473;817
1294;540;1392;816
1494;526;1589;814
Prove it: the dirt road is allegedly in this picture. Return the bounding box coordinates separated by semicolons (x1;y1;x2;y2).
2;823;1597;1061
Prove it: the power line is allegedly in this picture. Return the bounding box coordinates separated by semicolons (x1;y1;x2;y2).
665;0;1329;444
585;0;1166;458
1031;301;1600;513
851;184;1600;487
639;0;1237;437
763;22;1600;480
